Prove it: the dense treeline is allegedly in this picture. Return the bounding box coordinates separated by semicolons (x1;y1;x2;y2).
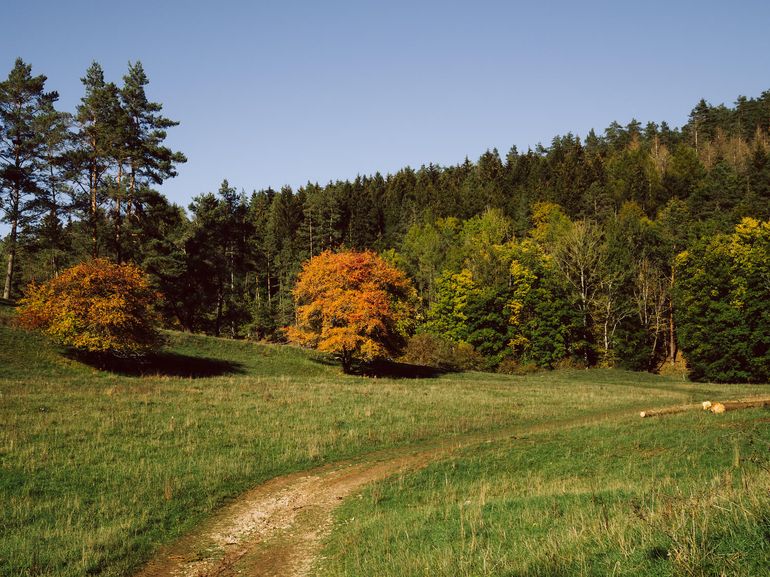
2;58;769;379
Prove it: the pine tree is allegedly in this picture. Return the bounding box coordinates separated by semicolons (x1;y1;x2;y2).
130;188;190;328
73;62;122;257
0;58;61;299
266;186;304;329
120;61;186;217
186;192;228;334
25;90;73;281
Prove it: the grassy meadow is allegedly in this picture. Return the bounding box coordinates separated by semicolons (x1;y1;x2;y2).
2;301;770;576
320;408;770;577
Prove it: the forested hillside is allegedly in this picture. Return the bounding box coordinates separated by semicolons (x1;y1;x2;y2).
2;57;769;379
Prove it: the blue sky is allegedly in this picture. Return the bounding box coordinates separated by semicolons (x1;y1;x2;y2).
3;0;770;210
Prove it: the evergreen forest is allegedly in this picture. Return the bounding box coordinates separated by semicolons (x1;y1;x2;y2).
2;57;770;382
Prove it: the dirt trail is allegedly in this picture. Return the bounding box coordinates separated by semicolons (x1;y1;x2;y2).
134;451;439;577
133;397;770;577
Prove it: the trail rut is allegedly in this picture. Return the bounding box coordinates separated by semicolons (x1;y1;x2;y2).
133;397;769;577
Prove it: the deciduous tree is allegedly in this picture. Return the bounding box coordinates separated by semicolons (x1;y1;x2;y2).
675;218;770;382
508;240;577;368
287;250;416;372
18;258;161;355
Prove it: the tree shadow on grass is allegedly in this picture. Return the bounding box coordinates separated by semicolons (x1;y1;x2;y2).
67;350;245;378
308;354;340;368
349;358;449;379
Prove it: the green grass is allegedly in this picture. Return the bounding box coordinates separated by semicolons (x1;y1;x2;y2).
2;301;770;576
319;410;770;577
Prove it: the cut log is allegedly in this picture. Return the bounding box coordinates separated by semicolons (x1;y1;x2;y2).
640;397;770;418
719;399;770;412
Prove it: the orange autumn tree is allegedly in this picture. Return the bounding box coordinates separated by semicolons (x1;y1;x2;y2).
18;259;162;356
287;250;416;372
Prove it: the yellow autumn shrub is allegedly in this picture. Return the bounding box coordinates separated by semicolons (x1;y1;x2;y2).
17;259;161;356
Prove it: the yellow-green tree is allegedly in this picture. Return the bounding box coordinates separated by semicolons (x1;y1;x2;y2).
508;240;578;368
423;269;479;343
675;218;770;382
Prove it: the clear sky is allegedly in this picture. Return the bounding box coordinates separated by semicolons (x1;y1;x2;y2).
3;0;770;210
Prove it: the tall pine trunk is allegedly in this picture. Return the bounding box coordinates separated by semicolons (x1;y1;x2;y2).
3;155;21;298
47;157;60;277
2;198;18;300
128;162;136;219
90;141;99;258
114;163;123;263
215;281;224;337
266;252;272;306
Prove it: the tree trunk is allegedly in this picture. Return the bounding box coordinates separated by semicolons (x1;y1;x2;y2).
2;183;20;300
47;161;60;277
340;349;353;373
668;268;677;364
577;268;589;364
90;153;99;258
603;315;610;356
266;253;272;306
215;283;224;337
128;162;136;219
3;215;17;300
115;163;123;263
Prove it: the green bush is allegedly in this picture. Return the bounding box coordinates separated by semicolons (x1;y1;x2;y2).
400;333;483;371
496;358;541;375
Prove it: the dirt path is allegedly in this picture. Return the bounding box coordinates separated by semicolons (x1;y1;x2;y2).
133;397;770;577
135;450;444;577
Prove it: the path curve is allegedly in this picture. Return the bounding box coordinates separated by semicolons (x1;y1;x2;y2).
133;397;769;577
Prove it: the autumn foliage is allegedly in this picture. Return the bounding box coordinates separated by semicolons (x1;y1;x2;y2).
17;259;161;356
287;250;416;371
